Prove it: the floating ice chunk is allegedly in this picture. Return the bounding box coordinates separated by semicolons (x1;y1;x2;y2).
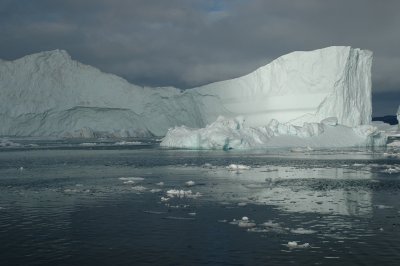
166;189;201;198
290;146;313;152
79;142;97;146
262;221;281;228
150;188;162;193
188;212;196;216
299;243;310;248
383;152;400;158
18;167;24;171
237;202;247;207
0;139;21;147
156;182;165;186
230;218;256;228
132;186;147;191
382;167;400;174
160;197;170;202
185;180;196;187
260;221;289;233
286;241;310;248
114;141;142;145
123;180;135;184
119;177;145;181
161;115;384;149
227;164;251;170
290;228;316;234
64;188;78;193
388;141;400;147
374;204;393;209
203;163;213;168
238;221;256;228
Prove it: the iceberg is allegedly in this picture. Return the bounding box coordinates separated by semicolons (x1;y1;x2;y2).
0;50;205;137
398;105;400;129
0;46;372;140
160;116;386;149
191;46;372;128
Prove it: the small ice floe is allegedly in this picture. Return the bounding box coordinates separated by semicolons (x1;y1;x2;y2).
28;143;39;147
18;167;24;171
123;180;135;184
230;217;256;228
227;164;251;171
286;241;310;249
185;180;195;187
160;197;170;202
383;152;400;158
387;140;400;147
382;167;400;174
374;204;393;209
203;163;213;168
64;188;79;193
150;188;162;193
166;189;201;198
79;142;97;146
290;146;313;153
188;212;196;216
237;202;247;207
132;186;147;192
244;183;264;189
290;228;316;235
261;221;289;234
156;182;165;186
353;163;364;167
119;177;145;181
0;139;21;147
114;141;142;145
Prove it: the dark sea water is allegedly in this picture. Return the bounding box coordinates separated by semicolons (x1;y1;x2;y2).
1;139;400;265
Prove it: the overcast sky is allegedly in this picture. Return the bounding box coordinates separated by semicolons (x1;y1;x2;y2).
0;0;399;116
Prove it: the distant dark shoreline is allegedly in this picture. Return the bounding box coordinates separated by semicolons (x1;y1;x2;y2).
372;115;398;125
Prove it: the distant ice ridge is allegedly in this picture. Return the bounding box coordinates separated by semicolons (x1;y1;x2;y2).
397;105;400;129
160;116;386;149
0;46;372;138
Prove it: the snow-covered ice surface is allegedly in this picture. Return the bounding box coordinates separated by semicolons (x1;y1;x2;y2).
0;46;372;138
1;143;400;265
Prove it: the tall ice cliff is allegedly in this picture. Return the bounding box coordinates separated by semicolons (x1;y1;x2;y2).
0;46;372;138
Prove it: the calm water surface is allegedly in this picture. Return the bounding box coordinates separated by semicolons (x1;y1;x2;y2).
0;139;400;265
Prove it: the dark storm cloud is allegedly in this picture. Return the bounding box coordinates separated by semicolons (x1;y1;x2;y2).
0;0;399;115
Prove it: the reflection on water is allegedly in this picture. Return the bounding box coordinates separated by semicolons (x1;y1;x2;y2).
0;143;400;265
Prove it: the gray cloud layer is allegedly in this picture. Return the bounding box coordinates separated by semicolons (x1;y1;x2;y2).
0;0;399;115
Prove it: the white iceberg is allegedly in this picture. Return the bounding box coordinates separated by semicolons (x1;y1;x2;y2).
0;46;373;139
397;105;400;129
160;116;386;149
